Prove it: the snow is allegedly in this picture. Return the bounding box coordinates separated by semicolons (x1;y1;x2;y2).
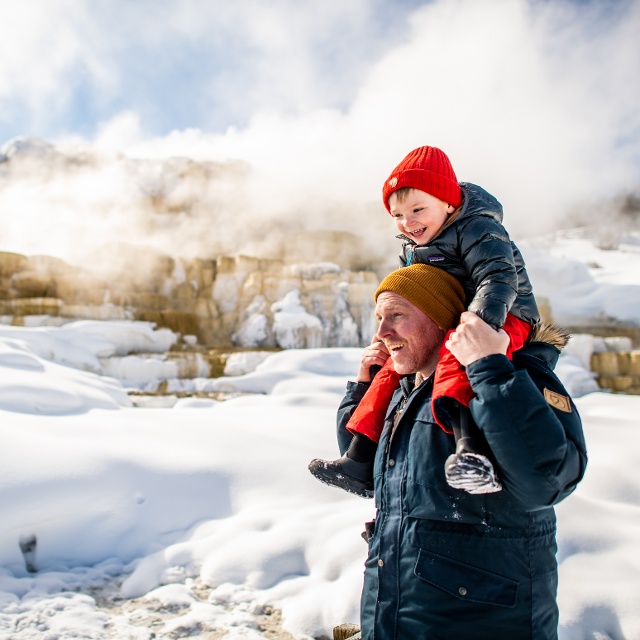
271;290;324;350
522;230;640;327
2;232;640;639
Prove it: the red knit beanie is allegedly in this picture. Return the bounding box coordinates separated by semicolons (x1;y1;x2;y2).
382;146;462;212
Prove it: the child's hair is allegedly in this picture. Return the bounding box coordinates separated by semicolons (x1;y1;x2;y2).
391;185;464;213
390;187;413;205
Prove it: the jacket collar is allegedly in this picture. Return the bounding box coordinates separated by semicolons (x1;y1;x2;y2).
395;322;569;389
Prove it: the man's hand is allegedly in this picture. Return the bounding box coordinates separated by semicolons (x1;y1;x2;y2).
445;311;510;366
356;338;391;382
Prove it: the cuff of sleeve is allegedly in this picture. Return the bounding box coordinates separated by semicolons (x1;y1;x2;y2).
345;380;370;402
466;353;515;390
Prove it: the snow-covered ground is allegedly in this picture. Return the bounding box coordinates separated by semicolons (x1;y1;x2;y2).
522;229;640;328
1;231;640;639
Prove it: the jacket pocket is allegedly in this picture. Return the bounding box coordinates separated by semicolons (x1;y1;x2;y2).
414;548;518;608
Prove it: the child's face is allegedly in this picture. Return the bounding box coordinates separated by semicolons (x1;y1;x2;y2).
388;188;452;245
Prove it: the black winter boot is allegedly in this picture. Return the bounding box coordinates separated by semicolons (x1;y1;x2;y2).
308;434;376;498
308;455;374;498
444;404;502;495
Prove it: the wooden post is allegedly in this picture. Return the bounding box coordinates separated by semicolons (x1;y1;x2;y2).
333;623;361;639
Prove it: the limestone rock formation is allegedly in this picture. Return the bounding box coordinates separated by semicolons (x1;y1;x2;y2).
0;249;378;350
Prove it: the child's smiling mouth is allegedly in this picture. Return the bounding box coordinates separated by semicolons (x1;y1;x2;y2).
408;227;427;240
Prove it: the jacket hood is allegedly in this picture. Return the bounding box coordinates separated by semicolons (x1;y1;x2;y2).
528;322;570;351
518;321;570;371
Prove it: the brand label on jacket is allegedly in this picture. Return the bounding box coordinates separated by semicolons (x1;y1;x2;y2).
544;388;572;413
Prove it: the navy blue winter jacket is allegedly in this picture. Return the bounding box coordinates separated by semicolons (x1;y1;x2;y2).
400;182;539;330
337;324;587;639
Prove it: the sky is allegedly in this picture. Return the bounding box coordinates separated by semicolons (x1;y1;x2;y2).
1;0;639;248
0;0;425;140
1;229;640;638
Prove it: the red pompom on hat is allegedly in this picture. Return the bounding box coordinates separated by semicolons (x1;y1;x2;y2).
382;146;462;212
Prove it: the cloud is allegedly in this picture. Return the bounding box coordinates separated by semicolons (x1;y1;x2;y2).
0;0;414;139
1;0;639;267
109;0;640;236
0;1;115;136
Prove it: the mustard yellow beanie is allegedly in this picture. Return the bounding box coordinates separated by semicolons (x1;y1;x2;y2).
375;264;465;331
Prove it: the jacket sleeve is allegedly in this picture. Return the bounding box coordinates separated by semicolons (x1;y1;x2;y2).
457;216;519;330
336;381;370;455
466;354;587;510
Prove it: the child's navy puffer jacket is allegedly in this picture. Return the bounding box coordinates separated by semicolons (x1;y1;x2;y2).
399;182;540;330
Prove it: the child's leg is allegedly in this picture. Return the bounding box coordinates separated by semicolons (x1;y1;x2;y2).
433;369;498;493
345;358;400;442
308;358;400;498
433;314;532;429
438;314;533;494
444;401;502;494
432;333;474;433
331;357;400;464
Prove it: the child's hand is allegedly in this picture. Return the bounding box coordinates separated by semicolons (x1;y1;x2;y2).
356;339;390;382
445;311;510;366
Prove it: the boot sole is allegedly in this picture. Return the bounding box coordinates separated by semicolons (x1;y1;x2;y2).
445;452;502;494
309;460;374;499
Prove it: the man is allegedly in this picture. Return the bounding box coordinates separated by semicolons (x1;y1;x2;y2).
334;264;587;639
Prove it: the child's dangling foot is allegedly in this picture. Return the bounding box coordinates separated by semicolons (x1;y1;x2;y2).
308;432;377;498
442;401;502;494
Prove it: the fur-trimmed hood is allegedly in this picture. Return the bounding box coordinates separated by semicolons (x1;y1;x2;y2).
528;322;571;351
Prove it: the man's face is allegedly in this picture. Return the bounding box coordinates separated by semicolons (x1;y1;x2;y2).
374;291;445;377
388;188;451;245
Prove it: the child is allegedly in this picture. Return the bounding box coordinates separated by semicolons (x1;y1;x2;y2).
309;146;540;497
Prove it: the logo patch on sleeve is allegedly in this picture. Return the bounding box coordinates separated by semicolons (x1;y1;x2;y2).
544;388;572;413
